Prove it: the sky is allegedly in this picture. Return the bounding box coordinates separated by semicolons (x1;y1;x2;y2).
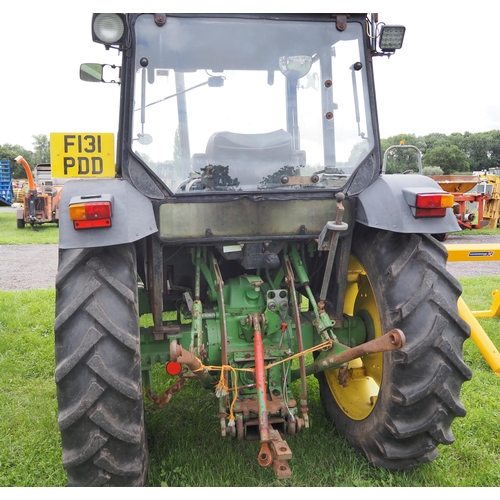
2;1;500;152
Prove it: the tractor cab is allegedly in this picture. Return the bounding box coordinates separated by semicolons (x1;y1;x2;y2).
85;14;405;195
131;15;373;192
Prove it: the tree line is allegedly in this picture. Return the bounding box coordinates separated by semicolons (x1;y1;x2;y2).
0;134;50;178
381;130;500;175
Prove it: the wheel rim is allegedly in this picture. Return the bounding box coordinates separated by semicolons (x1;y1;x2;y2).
324;255;383;420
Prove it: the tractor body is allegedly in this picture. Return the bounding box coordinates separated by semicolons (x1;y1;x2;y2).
53;13;471;486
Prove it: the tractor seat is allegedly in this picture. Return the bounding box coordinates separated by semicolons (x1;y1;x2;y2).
205;129;295;185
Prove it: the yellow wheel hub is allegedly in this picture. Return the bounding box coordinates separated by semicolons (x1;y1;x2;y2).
324;255;383;420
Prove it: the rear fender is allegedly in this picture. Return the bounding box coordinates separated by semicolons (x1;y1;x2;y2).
58;178;157;249
356;174;460;233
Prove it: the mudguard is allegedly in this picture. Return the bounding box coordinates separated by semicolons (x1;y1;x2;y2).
356;174;461;234
58;178;158;249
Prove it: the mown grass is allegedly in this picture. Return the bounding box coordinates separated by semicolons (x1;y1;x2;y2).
0;275;499;487
450;226;500;237
0;211;59;245
0;289;65;486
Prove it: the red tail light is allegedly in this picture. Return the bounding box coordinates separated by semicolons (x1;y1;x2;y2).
166;361;182;376
415;193;454;218
69;196;113;229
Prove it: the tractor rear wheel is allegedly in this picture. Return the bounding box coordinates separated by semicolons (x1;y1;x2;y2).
317;226;472;469
54;244;147;486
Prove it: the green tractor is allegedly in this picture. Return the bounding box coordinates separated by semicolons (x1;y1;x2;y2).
52;13;471;486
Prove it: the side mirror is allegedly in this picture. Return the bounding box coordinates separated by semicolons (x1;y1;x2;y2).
80;63;120;84
80;63;104;82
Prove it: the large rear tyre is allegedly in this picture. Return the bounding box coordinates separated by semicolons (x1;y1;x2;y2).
54;244;147;486
317;226;472;469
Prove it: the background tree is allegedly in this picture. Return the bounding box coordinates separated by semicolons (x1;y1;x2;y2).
380;130;500;175
422;132;450;150
173;128;182;173
0;144;35;178
422;166;444;176
461;130;500;172
422;144;469;174
381;133;426;173
0;134;50;180
347;140;370;166
31;134;50;165
485;130;500;168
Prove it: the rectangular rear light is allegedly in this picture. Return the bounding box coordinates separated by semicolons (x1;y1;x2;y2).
69;195;113;229
69;201;112;220
415;193;455;218
416;193;455;209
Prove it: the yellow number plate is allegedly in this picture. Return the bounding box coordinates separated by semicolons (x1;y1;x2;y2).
50;133;115;178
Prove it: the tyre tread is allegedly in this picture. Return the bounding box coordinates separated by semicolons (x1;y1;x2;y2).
318;228;471;470
55;244;147;486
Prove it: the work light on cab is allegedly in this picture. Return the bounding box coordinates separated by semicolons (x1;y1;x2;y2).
379;25;406;52
92;13;126;47
68;194;113;229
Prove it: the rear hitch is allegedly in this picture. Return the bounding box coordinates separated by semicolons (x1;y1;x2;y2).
251;313;293;478
164;327;405;480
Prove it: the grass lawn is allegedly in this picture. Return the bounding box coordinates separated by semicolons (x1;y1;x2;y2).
0;274;499;487
0;211;59;245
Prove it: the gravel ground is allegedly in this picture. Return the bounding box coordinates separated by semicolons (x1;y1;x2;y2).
0;244;59;291
0;234;498;292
